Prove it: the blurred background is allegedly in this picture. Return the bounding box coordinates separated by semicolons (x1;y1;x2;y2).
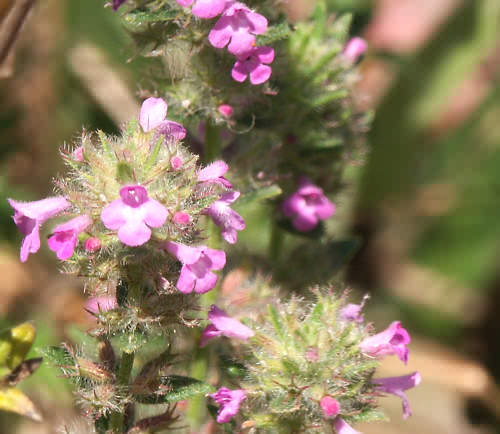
0;0;499;432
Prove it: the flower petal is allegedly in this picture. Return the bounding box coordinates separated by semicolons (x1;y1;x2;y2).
198;160;229;182
333;418;362;434
139;97;168;132
142;199;168;228
101;199;127;230
192;0;226;18
165;242;202;265
117;221;152;246
249;64;272;85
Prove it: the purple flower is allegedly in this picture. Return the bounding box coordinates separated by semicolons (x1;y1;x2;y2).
343;37;368;63
205;191;245;244
374;372;421;419
176;0;227;19
209;387;246;424
200;305;254;347
359;321;411;364
197;160;233;188
164;242;226;294
339;295;369;323
333;418;362;434
231;46;274;85
101;185;168;247
48;215;91;260
8;197;70;262
282;177;335;232
320;396;340;419
139;97;186;140
112;0;126;11
208;3;268;57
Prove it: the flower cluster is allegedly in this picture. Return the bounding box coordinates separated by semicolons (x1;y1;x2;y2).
226;290;421;432
177;0;274;85
8;97;244;303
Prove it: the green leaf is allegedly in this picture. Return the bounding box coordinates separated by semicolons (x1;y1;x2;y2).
0;323;36;372
256;21;291;45
41;346;74;367
134;375;214;404
123;8;180;27
0;387;41;421
239;184;282;205
116;162;134;183
268;305;286;342
113;331;148;353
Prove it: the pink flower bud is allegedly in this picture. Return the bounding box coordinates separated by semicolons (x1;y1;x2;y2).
218;104;234;118
173;212;190;224
85;237;101;252
320;396;340;419
171;156;183;170
343;37;368;63
74;146;84;162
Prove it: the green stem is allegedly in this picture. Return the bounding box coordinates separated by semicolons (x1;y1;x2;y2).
204;121;221;163
269;219;284;261
109;351;135;433
187;337;209;429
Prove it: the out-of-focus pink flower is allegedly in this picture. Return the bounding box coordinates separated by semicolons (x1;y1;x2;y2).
209;387;246;423
320;396;340;419
218;104;234;118
282;177;335;232
333;418;362;434
164;242;226;294
101;185;168;247
359;321;411;364
176;0;227;19
305;346;319;362
231;46;274;85
205;191;245;244
209;3;268;57
48;215;91;260
113;0;126;11
197;160;232;188
85;296;117;315
200;305;254;347
139;97;186;140
85;237;101;252
8;197;70;262
173;211;190;224
343;37;368;63
339;295;369;323
374;372;421;419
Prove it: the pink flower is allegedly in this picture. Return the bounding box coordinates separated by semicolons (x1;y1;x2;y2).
209;387;246;423
74;146;84;162
359;321;411;364
8;197;70;262
85;237;101;252
343;37;368;63
48;215;91;260
218;104;234;117
200;305;254;347
205;191;245;244
171;156;183;170
113;0;126;11
333;418;362;434
320;396;340;419
231;46;274;85
197;160;232;188
165;242;226;294
177;0;227;19
139;97;186;140
101;185;168;247
374;372;421;419
282;177;335;232
209;3;268;57
85;296;117;315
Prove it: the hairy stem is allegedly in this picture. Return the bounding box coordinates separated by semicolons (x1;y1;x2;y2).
110;351;135;433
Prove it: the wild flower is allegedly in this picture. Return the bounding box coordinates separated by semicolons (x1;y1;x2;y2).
320;396;340;419
205;191;245;244
8;197;70;262
197;160;233;188
333;418;362;434
209;387;246;423
176;0;227;19
101;185;168;247
359;321;411;364
164;242;226;293
48;215;91;260
282;177;335;231
231;46;275;85
139;97;186;140
200;304;254;347
343;37;368;63
374;372;422;419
